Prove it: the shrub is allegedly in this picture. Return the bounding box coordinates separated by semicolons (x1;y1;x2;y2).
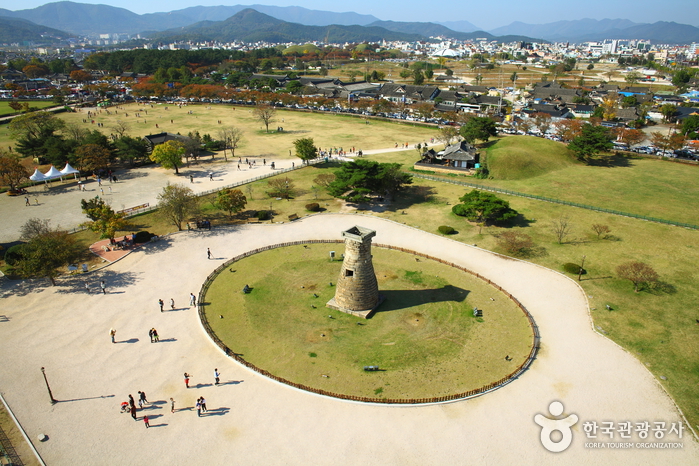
257;210;271;220
305;202;320;212
4;244;25;266
134;231;154;243
562;262;586;275
438;225;455;235
497;231;534;255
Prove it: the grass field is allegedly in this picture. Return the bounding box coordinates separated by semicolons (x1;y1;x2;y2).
204;245;533;399
0;102;439;162
485;135;578;180
0;100;57;118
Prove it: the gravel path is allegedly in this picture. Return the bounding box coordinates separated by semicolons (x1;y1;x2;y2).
0;214;696;465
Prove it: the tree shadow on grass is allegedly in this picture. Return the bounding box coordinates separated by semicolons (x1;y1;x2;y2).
587;153;634;168
373;285;469;315
649;281;677;295
500;214;533;228
388;186;439;211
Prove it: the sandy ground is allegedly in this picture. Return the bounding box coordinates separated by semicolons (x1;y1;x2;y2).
0;214;696;466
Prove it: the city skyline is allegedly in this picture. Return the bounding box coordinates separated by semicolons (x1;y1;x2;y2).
6;0;699;31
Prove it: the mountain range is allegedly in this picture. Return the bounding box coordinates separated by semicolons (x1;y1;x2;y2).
0;16;74;44
1;1;698;44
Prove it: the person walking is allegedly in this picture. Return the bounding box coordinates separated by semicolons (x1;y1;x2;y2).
138;394;144;409
100;280;106;294
158;299;164;312
209;172;213;181
128;394;135;410
170;397;175;413
143;415;150;428
214;368;220;385
85;282;90;293
190;175;194;183
109;328;116;343
196;399;201;417
189;293;196;307
152;328;159;343
130;405;137;421
149;328;155;343
207;248;212;260
184;372;191;388
139;390;148;406
25;197;30;206
200;396;207;413
170;298;175;310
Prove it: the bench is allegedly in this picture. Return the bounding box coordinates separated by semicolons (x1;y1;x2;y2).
288;213;299;221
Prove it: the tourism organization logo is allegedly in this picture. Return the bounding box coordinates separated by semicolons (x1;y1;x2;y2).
534;401;579;452
535;401;686;452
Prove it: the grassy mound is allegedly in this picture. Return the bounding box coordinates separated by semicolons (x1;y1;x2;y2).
204;245;533;399
486;136;577;180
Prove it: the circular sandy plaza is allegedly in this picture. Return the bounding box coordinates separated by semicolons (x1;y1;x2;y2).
0;214;697;465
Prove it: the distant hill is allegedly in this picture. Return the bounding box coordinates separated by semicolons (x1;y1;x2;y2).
0;1;381;36
0;16;73;44
159;4;379;27
489;18;699;44
367;20;545;43
435;20;481;33
149;9;424;43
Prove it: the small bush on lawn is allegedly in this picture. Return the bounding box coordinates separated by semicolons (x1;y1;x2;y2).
438;225;455;235
4;244;25;265
305;202;320;212
257;210;271;220
134;231;155;243
563;262;586;275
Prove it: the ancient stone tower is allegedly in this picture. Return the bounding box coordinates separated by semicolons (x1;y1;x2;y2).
327;226;381;318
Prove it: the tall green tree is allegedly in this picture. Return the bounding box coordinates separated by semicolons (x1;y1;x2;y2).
81;203;128;240
214;188;247;218
452;189;517;231
150;140;185;174
568;124;613;161
293;137;318;164
327;159;411;203
8;112;66;160
459;117;498;144
13;222;82;286
157;183;199;231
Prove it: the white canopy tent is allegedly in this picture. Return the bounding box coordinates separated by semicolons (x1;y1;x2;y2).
29;168;47;182
60;163;80;180
42;165;64;181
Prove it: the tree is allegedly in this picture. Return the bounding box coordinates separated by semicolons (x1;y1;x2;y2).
253;104;276;133
496;231;534;256
214;188;247;218
157;183;199;231
267;177;295;199
625;71;643;85
413;70;425;85
551;216;573;244
459;117;497;144
601;94;618;121
327;159;411;203
650;132;685;153
0;153;29;191
553;119;584;142
680;115;699;139
313;173;336;188
616;261;659;292
612;128;645;148
8;112;65;159
591;223;611;239
81;197;107;220
81;203;128;240
19;217;51;240
568;124;613;161
533;112;553;135
69;70;92;83
111;120;130;139
217;127;243;161
114;136;149;166
437;126;460;146
150;140;185;174
660;104;678;123
13;222;82;286
75;143;111;172
452;189;517;231
509;71;518;86
293;137;318;163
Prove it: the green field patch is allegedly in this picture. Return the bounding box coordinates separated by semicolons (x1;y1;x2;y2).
204;245;533;399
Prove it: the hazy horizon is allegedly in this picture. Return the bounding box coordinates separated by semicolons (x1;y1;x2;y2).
5;0;699;31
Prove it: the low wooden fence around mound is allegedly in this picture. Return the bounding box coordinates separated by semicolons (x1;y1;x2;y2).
197;239;540;405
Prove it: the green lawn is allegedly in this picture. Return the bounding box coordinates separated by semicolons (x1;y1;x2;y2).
485;135;578;180
0;100;57;117
204;245;533;399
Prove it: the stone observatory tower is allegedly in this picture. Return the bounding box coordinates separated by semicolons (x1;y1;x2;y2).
327;226;381;318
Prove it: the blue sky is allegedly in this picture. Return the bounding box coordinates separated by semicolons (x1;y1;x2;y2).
11;0;699;30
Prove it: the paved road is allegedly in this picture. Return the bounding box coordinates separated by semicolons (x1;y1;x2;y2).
0;214;695;465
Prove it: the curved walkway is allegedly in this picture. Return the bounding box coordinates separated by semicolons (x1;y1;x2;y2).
0;214;696;465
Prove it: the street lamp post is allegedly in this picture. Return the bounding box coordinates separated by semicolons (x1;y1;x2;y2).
578;255;586;282
41;367;57;405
